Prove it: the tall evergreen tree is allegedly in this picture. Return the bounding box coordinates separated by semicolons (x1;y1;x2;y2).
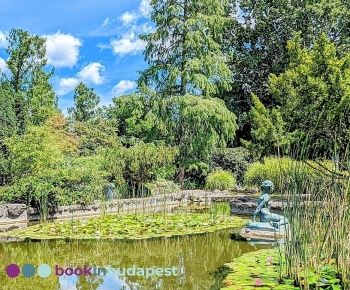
139;0;232;97
69;82;100;122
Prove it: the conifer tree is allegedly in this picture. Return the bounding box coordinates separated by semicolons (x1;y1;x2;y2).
139;0;232;97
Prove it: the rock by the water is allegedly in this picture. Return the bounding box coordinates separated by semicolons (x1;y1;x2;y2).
240;224;288;242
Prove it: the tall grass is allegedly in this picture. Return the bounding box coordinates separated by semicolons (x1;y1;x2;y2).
278;146;350;288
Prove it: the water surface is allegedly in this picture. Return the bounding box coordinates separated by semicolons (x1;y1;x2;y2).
0;229;269;290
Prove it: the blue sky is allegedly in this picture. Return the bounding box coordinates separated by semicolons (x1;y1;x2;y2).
0;0;152;111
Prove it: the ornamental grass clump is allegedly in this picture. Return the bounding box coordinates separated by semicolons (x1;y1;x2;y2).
205;170;236;191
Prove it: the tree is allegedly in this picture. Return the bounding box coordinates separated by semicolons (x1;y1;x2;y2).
6;29;49;132
242;94;288;159
139;0;232;97
69;82;100;122
111;92;167;145
223;0;350;142
161;95;237;185
109;93;238;187
28;69;58;125
0;79;17;185
269;34;350;158
0;80;17;142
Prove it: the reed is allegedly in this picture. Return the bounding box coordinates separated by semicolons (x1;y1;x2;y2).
279;145;350;288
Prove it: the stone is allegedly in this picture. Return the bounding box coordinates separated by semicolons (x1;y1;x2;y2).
6;204;27;219
0;205;8;218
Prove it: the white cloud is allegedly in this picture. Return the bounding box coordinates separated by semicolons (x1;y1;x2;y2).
0;31;7;48
45;32;82;68
57;77;79;96
57;62;105;95
112;80;137;96
140;0;152;17
101;17;111;28
120;11;137;26
0;57;9;74
111;31;145;56
77;62;105;85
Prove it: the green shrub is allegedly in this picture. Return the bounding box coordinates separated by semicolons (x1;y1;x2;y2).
145;179;180;195
205;170;236;191
244;157;336;193
184;162;210;189
211;147;253;184
103;142;178;197
0;155;108;220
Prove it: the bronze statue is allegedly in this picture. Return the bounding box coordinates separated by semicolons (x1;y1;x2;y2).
240;180;289;242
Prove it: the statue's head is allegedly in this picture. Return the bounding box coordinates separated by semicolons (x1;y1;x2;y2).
261;180;274;193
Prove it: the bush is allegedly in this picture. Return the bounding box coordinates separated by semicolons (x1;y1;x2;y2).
145;179;180;195
244;157;336;193
183;162;210;189
205;170;236;191
211;147;253;184
103;142;178;197
0;155;108;220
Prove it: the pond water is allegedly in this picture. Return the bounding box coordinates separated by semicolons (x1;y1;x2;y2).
0;229;270;290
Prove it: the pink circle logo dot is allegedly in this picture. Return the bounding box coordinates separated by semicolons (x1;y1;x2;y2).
6;264;20;278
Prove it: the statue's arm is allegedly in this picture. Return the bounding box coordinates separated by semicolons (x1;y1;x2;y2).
252;198;267;221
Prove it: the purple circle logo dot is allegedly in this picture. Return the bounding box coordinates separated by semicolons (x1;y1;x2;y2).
6;264;20;278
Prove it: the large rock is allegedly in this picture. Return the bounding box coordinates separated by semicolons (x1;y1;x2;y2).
230;195;284;215
240;226;287;242
0;204;28;232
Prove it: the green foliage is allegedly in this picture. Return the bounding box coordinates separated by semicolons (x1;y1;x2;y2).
244;157;336;192
269;34;350;157
5;29;53;133
110;94;238;187
74;114;119;156
163;95;238;185
183;161;210;189
211;147;253;183
145;179;180;196
222;0;350;143
0;116;91;219
4;120;71;181
111;92;167;144
27;69;57;125
6;213;247;240
69;82;100;122
140;0;232;96
244;157;294;191
103;142;178;197
243;94;289;159
0;80;17;142
205;170;236;191
0;155;108;219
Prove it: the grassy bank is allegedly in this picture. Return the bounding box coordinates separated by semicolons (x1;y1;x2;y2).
3;213;247;241
220;248;342;290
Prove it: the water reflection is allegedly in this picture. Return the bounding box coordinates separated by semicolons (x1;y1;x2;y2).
0;229;270;290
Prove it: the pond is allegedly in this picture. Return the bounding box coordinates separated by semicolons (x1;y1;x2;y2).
0;229;271;290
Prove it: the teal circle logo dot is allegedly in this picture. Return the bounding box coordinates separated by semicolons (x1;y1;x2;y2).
37;264;51;278
22;264;35;278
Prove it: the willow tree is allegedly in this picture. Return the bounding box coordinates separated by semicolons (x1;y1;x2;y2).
162;95;237;185
139;0;232;97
